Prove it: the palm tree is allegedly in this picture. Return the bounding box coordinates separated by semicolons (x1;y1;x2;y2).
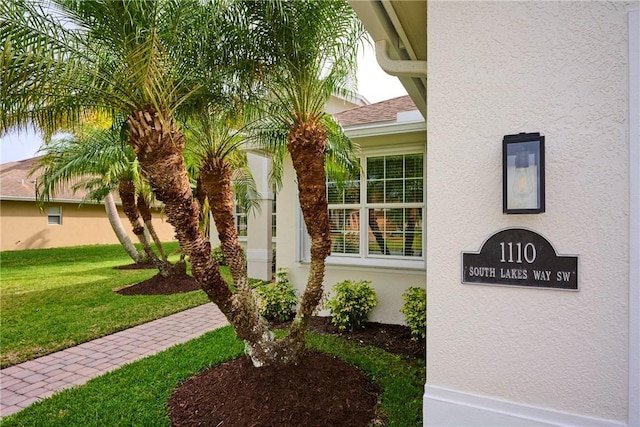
186;109;260;285
34;119;173;272
185;108;270;342
33;130;143;264
2;0;279;362
1;0;363;365
246;0;366;359
103;192;143;263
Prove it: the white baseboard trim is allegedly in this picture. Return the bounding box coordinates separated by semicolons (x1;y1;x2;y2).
424;385;626;427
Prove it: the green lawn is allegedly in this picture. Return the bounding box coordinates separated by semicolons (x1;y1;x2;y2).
1;244;425;425
0;327;425;426
0;243;223;368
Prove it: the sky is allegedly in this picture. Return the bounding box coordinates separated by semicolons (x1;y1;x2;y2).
0;44;407;165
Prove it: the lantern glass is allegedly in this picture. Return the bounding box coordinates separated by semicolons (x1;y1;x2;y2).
503;133;545;214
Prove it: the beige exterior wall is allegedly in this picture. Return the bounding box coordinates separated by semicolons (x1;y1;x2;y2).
426;1;633;423
277;129;426;325
0;200;175;251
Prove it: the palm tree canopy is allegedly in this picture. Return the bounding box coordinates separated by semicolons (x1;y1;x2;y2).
0;0;263;134
33;116;142;205
249;0;365;127
184;108;260;215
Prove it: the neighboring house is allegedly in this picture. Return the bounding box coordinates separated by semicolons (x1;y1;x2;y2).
0;157;175;251
277;95;426;325
351;1;639;427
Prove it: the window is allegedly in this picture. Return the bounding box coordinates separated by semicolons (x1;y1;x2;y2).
234;188;277;239
322;149;424;267
365;153;423;257
47;206;62;225
235;204;247;238
271;195;277;238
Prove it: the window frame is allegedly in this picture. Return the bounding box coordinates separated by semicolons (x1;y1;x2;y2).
234;203;248;241
47;206;62;225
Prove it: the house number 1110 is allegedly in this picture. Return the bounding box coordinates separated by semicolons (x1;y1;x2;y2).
499;242;537;264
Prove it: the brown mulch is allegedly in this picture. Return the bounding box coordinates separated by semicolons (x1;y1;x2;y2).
114;262;157;270
297;316;425;361
169;350;382;427
115;273;200;295
168;317;425;426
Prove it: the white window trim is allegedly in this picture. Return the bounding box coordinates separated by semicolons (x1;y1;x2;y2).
47;206;62;225
299;143;426;270
234;204;248;241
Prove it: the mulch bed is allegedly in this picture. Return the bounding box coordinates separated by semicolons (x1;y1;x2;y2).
169;350;382;427
114;262;157;270
115;273;200;295
168;317;424;426
294;316;425;361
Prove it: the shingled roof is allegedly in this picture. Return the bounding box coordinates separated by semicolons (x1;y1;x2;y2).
0;156;85;201
334;95;417;126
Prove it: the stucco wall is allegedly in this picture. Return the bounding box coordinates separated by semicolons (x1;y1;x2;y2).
276;131;426;325
426;1;632;422
0;200;175;251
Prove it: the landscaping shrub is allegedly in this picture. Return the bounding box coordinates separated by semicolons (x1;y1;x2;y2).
326;280;377;331
254;268;297;322
400;287;426;339
211;246;226;266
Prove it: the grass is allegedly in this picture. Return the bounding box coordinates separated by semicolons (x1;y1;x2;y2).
1;327;425;426
0;243;228;368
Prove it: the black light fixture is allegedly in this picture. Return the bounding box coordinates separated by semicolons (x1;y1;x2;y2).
503;132;545;214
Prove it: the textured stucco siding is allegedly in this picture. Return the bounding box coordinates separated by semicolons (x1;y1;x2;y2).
427;1;632;421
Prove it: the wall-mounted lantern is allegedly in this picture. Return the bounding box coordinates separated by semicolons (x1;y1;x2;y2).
503;132;545;214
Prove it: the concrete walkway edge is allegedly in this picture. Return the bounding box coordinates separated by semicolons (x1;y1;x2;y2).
0;303;228;418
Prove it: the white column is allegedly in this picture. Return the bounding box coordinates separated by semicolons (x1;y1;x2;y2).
246;152;273;281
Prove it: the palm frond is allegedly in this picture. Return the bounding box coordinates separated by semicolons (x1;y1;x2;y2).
232;166;260;216
32;116;138;206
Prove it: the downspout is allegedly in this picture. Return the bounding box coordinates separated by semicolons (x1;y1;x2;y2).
375;39;427;78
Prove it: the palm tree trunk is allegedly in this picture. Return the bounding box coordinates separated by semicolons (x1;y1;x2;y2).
118;178;170;276
280;121;332;359
127;109;279;364
199;160;250;290
136;194;168;261
198;158;280;364
104;192;144;263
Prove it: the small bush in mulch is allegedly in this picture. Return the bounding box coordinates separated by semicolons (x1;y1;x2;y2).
169;350;381;427
115;273;200;296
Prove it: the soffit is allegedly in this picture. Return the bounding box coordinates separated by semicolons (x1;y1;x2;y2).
349;0;427;117
386;1;427;62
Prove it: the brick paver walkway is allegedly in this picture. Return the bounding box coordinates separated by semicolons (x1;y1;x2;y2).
0;303;228;418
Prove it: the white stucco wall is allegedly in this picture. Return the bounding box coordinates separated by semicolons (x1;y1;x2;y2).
426;1;633;423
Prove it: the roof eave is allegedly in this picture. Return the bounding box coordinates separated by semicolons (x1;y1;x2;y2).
344;120;426;139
